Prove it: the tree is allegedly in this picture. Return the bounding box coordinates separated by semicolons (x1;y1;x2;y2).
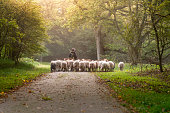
100;0;151;65
0;0;48;64
146;0;170;72
0;18;23;59
64;0;152;64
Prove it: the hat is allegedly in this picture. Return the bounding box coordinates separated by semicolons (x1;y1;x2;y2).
71;48;76;52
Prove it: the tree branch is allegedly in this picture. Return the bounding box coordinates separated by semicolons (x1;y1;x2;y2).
155;13;170;18
143;57;159;65
163;54;170;60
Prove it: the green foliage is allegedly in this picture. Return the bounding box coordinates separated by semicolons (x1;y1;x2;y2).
0;59;15;68
143;0;170;72
64;0;149;63
0;58;50;93
0;0;49;63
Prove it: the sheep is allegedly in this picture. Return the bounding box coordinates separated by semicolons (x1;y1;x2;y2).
79;60;85;72
94;61;99;71
98;60;106;71
98;61;103;71
67;59;74;71
84;60;90;72
56;60;62;71
118;62;125;71
73;60;80;72
108;61;115;72
50;61;56;72
61;60;68;72
89;61;96;72
100;61;110;72
51;59;120;72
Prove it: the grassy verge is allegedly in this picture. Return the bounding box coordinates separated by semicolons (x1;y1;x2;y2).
0;58;50;95
96;64;170;113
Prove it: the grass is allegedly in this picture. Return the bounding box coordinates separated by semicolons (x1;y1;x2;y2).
0;58;50;94
96;64;170;113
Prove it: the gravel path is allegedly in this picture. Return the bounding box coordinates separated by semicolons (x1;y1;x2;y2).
0;72;128;113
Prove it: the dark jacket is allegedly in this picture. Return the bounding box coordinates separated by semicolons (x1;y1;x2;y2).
69;51;77;60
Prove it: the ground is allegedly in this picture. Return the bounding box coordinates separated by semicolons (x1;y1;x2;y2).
0;72;128;113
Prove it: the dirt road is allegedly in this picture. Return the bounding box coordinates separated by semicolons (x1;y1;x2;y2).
0;72;128;113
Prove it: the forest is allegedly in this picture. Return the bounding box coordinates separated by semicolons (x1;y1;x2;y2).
0;0;170;112
0;0;169;72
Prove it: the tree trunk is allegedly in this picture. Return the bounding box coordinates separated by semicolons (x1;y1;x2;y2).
151;14;163;72
94;25;104;60
128;46;140;65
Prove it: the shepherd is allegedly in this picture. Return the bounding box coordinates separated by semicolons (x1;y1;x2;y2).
69;48;77;60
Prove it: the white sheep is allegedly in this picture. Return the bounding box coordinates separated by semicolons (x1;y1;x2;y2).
84;60;90;72
89;61;96;72
79;60;85;72
108;61;115;72
56;60;62;71
94;61;99;71
51;59;122;72
100;61;110;72
61;60;68;72
98;61;103;71
73;60;80;72
67;59;74;71
118;62;125;71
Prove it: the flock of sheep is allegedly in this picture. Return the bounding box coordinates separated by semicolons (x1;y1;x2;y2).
50;59;125;72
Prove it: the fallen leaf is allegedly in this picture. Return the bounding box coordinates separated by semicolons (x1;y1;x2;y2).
0;92;4;95
89;105;93;108
118;95;122;99
13;96;16;100
81;110;85;112
42;96;52;101
28;90;32;93
23;103;29;108
37;107;41;110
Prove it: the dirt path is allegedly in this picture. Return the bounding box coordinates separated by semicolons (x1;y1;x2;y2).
0;72;128;113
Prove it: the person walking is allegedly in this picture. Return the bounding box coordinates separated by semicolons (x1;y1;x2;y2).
69;48;77;60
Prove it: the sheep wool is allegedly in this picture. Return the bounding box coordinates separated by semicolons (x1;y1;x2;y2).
118;62;125;71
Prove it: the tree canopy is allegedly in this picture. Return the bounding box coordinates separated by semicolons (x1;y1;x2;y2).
0;0;169;71
0;0;48;64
